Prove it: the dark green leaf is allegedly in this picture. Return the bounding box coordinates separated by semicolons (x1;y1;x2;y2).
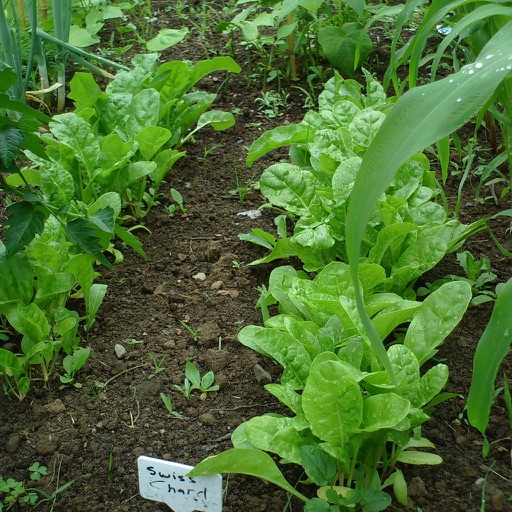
5;202;47;257
65;218;111;268
0;125;24;168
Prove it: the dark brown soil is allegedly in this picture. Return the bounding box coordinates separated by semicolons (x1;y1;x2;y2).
1;2;512;511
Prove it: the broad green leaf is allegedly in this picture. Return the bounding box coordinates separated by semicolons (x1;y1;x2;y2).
302;359;363;442
396;451;442;465
89;207;115;233
126;89;161;138
0;125;24;167
40;162;75;207
0;251;33;305
0;348;22;372
69;24;99;47
114;224;147;259
135;126;172;160
65;218;110;268
34;270;75;303
467;277;512;436
361;393;410;432
246;124;313;167
346;22;512;379
116;161;157;193
190;56;241;87
195;110;235;132
50;114;100;175
1;303;50;342
264;383;303;415
85;283;107;331
97;134;138;174
146;28;189;51
301;445;337;486
260;163;325;219
188;448;308;502
88;192;122;221
416;364;449;408
404;282;471;365
101;92;132;133
4;202;46;257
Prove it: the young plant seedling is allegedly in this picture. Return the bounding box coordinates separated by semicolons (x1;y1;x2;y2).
174;361;219;400
160;393;184;419
148;353;167;379
179;320;201;342
28;463;47;481
59;347;91;389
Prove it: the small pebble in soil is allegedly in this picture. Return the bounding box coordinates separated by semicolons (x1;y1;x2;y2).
5;434;21;453
115;343;127;359
254;364;272;385
192;272;207;281
211;280;223;290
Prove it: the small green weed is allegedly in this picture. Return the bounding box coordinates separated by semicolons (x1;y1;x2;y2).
160;393;184;419
179;320;201;341
148;353;167;379
174;361;219;400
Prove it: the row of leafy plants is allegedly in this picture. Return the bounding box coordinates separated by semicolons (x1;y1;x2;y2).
189;18;512;512
0;54;240;400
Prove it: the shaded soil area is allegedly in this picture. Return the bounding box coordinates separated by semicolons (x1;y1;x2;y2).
1;2;512;511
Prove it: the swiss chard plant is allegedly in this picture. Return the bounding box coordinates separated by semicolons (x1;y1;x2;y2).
65;53;241;219
189;262;472;510
242;71;463;296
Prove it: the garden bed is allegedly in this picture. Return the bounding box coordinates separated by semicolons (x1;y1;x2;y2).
1;1;512;511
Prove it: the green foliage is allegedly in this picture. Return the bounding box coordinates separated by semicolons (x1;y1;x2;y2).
174;361;219;400
243;72;460;299
64;53;240;218
467;277;512;450
190;262;470;509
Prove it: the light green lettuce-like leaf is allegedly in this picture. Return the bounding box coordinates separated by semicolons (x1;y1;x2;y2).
152;149;186;190
135;126;172;160
88;192;122;221
33;270;75;304
189;56;241;88
188;448;308;502
238;326;311;389
372;301;420;340
396;451;442;465
332;156;361;205
101;92;132;133
404;281;472;365
260;163;325;219
63;253;98;303
97;134;138;173
49;114;100;176
301;445;337;487
368;223;418;268
116;161;157;194
350;108;386;149
243;415;309;464
196;110;235;132
146;27;189;51
264;383;303;416
40;162;75;208
416;364;449;409
0;302;50;342
361;393;410;432
246;124;313;167
85;283;107;331
126;89;161;138
0;250;34;305
302;359;363;443
68;72;104;110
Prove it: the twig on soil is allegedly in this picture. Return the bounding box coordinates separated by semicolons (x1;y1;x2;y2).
123;387;141;428
97;364;148;390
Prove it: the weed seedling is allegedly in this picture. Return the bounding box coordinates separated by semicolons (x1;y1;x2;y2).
160;393;184;419
148;353;167;379
174;361;219;400
179;320;201;341
28;463;47;481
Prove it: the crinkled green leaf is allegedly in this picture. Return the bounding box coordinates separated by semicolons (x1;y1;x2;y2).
126;88;161;138
361;393;410;432
0;125;24;168
4;202;46;257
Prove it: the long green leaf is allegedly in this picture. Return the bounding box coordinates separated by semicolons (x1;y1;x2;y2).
187;448;308;502
467;278;512;436
345;21;512;379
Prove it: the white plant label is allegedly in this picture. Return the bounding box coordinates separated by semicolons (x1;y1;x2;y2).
138;456;222;512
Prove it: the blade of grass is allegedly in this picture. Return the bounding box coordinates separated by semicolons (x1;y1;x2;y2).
345;21;512;380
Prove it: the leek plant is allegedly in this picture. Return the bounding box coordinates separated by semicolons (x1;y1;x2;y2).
0;0;128;110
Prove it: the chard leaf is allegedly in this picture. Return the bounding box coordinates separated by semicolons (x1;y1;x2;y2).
264;383;303;415
246;124;313;167
68;72;104;109
301;445;337;486
372;301;420;340
349;108;386;149
101;92;132;133
98;134;138;172
188;448;308;502
0;250;33;305
196;110;235;132
361;393;410;432
239;326;311;389
85;283;107;331
368;223;417;267
146;27;188;51
34;270;75;303
1;303;50;341
63;253;97;300
387;345;420;399
243;415;307;464
302;359;363;442
416;364;449;409
114;224;147;259
49;114;100;175
332;156;361;205
126;89;161;137
260;163;325;218
116;161;157;193
135;126;172;160
396;451;442;465
190;56;241;87
404;281;472;365
4;202;46;257
40;163;75;207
